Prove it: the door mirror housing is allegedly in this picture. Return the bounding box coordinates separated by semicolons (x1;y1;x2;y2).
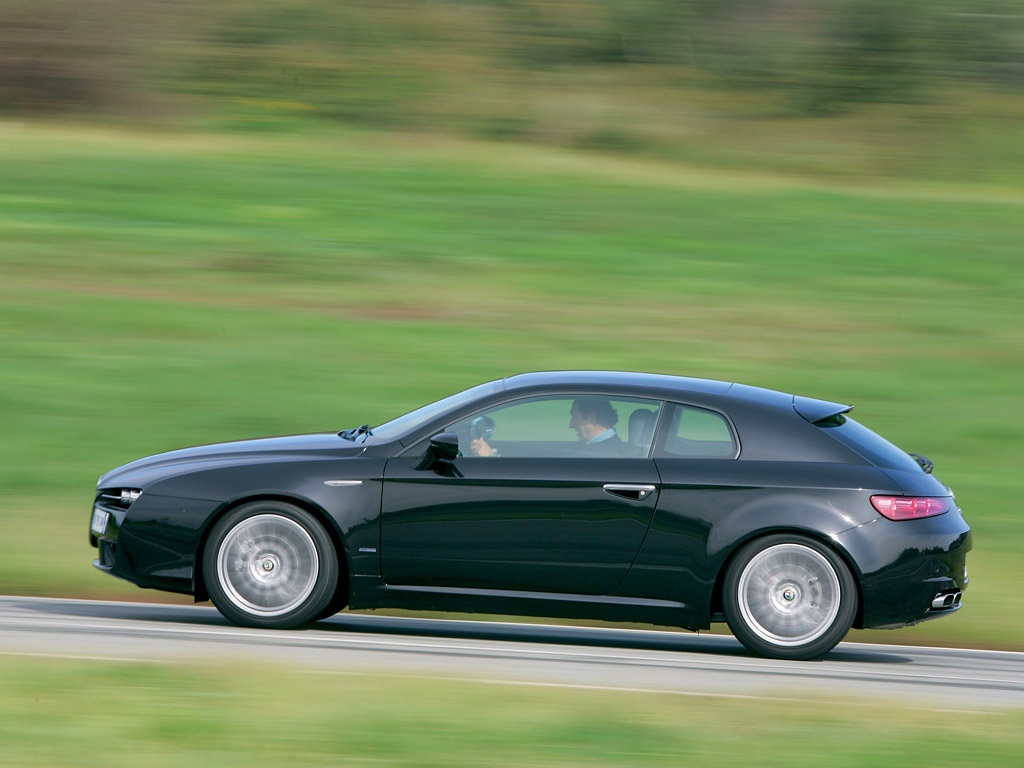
413;432;461;472
430;432;461;462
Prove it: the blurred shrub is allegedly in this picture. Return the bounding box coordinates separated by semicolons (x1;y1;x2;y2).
172;1;442;125
0;0;166;114
1;0;1021;120
786;0;932;114
774;0;1024;114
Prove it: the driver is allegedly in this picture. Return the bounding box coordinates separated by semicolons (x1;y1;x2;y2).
468;415;500;457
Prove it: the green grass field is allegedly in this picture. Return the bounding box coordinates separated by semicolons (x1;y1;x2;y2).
1;121;1021;649
1;656;1022;767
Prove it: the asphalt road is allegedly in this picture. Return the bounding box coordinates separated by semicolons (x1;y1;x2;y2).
2;595;1021;711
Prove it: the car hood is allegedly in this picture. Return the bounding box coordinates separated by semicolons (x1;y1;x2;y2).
98;433;363;489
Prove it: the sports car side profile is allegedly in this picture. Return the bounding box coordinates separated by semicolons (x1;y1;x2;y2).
90;371;971;659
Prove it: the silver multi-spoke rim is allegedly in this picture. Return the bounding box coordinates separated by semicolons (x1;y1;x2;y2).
736;543;841;647
216;514;319;617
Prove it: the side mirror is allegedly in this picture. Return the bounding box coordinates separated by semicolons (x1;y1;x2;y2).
413;432;461;472
430;432;461;462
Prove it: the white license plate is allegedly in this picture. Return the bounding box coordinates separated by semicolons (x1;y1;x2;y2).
91;508;109;536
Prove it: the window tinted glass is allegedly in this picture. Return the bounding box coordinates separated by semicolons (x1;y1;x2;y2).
658;404;737;458
447;395;662;459
817;415;922;473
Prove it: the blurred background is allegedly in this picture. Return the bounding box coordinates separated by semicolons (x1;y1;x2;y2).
3;0;1024;171
1;1;1022;761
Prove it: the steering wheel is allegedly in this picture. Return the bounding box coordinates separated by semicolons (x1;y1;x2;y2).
469;415;495;442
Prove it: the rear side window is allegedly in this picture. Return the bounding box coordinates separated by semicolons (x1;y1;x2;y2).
816;415;922;473
657;404;737;459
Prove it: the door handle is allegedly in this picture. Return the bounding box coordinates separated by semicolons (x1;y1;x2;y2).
602;484;657;501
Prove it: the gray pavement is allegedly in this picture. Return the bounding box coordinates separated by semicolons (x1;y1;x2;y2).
1;595;1021;711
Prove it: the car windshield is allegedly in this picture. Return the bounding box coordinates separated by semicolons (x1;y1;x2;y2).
367;380;503;443
817;414;923;474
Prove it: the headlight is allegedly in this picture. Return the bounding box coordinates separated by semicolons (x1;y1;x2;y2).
120;489;142;505
96;488;143;509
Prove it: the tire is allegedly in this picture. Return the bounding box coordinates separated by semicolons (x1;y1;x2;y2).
203;501;339;629
722;534;857;660
312;573;350;622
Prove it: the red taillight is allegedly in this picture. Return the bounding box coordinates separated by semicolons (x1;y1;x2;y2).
870;496;951;521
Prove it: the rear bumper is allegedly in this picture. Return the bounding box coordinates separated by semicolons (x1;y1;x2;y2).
835;512;972;630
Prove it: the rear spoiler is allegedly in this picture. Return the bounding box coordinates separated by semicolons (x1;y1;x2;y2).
793;396;853;424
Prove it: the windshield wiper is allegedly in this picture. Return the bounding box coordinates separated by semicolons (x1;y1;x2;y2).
338;424;373;441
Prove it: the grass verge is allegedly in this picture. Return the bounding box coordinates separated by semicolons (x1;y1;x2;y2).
1;657;1022;766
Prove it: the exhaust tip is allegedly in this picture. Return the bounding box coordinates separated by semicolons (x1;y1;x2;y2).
931;591;962;610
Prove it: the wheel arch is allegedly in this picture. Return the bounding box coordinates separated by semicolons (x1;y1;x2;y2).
709;527;865;630
193;493;352;608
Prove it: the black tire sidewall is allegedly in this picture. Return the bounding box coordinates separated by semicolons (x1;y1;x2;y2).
203;500;339;629
723;533;857;660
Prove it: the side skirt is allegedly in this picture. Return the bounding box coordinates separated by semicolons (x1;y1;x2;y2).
349;575;706;630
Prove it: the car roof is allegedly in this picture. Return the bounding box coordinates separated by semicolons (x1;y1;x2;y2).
501;370;851;422
503;370;734;396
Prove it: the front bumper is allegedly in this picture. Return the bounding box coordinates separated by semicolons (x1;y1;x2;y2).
90;491;219;595
90;501;128;576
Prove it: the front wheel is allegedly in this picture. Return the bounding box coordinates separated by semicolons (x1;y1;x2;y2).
722;534;857;660
204;501;338;628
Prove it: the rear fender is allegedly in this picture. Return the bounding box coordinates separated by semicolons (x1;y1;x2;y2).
706;491;869;565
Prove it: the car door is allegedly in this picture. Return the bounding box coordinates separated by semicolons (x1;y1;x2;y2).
380;394;663;595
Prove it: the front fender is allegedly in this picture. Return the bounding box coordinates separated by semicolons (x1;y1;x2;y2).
109;455;385;596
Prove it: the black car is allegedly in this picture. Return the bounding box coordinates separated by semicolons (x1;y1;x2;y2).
90;371;970;659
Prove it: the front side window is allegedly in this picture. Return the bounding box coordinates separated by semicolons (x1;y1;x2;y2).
657;404;737;458
446;395;662;459
370;380;502;443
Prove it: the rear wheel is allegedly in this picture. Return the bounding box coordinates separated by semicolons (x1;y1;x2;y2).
204;501;338;628
723;534;856;660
